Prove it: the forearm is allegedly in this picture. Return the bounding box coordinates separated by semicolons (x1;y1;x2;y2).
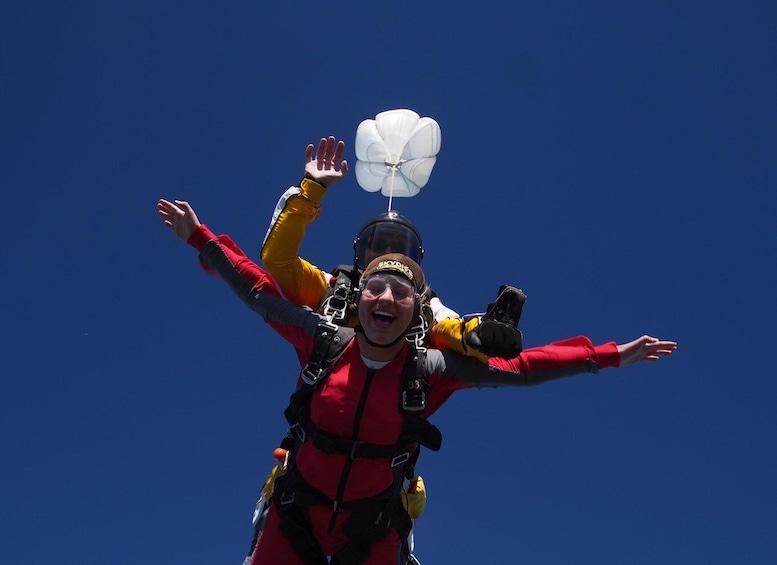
429;336;620;388
260;179;330;307
189;225;321;336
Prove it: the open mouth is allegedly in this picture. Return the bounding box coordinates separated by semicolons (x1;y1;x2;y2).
372;310;396;327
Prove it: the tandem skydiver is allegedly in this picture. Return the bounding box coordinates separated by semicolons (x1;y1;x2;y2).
250;135;526;563
157;196;677;565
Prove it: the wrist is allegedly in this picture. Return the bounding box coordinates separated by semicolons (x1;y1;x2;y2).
301;175;328;189
299;177;328;202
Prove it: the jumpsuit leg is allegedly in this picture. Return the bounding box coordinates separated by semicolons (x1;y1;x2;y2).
251;505;305;565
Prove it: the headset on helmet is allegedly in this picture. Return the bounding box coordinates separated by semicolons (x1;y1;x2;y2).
353;211;424;272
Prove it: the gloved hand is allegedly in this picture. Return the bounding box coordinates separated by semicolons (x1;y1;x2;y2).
466;320;523;358
465;285;526;358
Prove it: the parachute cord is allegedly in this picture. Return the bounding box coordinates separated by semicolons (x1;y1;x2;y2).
387;164;397;212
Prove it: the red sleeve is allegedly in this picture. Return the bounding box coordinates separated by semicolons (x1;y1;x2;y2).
187;224;282;299
489;336;619;373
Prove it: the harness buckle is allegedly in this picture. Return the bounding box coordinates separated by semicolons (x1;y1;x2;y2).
301;321;341;386
294;424;307;444
280;490;295;505
349;441;365;460
402;390;426;412
301;366;326;386
322;287;350;323
391;452;410;468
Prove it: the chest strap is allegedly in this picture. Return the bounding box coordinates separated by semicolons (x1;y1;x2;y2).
296;419;415;465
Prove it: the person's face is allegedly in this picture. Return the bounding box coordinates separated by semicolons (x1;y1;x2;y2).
357;273;417;345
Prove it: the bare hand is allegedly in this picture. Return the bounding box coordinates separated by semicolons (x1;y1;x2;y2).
157;199;201;242
617;335;677;367
303;136;348;188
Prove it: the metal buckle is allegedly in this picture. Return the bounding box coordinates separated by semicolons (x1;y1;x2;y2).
402;390;426;412
391;452;410;468
322;295;347;322
349;441;365;460
294;424;306;444
301;366;325;386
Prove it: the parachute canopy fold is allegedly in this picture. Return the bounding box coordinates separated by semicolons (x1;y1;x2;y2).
355;109;441;198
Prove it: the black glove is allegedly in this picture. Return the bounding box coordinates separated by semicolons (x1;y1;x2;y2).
465;285;526;358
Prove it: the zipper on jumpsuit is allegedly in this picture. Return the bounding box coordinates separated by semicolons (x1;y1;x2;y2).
327;367;376;534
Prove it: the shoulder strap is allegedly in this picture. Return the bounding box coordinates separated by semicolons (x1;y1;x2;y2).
400;344;428;413
399;344;443;452
285;324;355;426
301;322;353;386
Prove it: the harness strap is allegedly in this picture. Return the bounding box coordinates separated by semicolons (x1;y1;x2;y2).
275;469;410;565
274;478;328;565
400;345;428;413
278;468;398;513
297;419;415;462
301;321;345;386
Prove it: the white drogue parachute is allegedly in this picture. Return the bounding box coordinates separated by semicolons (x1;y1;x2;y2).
355;109;441;209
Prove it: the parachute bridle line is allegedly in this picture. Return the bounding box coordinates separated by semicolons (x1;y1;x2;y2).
385;156;404;212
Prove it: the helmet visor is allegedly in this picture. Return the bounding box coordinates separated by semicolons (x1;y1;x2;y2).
355;224;422;270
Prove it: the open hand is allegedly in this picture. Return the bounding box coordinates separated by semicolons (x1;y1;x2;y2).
303;136;348;188
157;199;201;242
617;335;677;367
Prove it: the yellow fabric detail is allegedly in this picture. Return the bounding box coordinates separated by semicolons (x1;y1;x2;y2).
261;464;287;500
429;318;490;363
406;475;427;519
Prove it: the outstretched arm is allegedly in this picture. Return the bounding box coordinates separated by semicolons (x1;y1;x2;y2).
157;198;321;340
430;334;677;389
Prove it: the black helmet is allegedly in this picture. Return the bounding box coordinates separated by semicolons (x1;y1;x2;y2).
353;211;424;271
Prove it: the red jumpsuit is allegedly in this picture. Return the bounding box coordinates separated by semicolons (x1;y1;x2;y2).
188;225;621;564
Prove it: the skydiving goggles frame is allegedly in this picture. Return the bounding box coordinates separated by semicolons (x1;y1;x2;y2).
359;273;418;304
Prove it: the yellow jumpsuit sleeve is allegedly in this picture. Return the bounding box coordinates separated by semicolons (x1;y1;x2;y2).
429;317;491;364
260;178;331;309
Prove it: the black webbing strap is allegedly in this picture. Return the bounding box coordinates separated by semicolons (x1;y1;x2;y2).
400;344;428;413
301;322;350;386
297;419;414;463
277;468;397;514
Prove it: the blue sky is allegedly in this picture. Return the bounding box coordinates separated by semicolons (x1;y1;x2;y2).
2;2;776;564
